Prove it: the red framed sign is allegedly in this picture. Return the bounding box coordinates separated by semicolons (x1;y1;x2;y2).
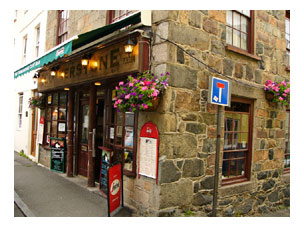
138;122;159;183
108;162;123;216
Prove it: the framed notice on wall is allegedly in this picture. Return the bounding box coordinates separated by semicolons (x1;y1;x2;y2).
138;122;159;183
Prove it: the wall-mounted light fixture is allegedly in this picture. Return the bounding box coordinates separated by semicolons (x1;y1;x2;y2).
81;53;92;66
50;66;59;77
64;87;70;91
32;72;40;84
94;82;102;86
60;72;65;78
41;78;47;83
124;37;137;53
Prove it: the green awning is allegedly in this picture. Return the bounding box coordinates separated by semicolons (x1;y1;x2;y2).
14;41;73;79
14;11;142;79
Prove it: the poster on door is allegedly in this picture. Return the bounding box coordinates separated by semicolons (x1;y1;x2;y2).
37;116;45;144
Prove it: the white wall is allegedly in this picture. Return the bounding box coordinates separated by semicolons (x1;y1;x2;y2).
14;10;48;162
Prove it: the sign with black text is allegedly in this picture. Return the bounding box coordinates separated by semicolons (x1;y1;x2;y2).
50;137;66;173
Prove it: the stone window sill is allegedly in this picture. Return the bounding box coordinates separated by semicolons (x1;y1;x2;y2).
226;45;262;61
219;181;256;198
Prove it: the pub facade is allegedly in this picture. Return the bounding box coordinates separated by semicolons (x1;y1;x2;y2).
22;10;290;216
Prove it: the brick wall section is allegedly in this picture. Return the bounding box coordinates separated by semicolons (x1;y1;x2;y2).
147;10;290;216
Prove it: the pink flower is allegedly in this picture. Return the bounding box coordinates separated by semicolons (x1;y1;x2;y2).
131;104;136;107
279;97;284;101
119;81;124;86
117;99;122;104
282;93;287;97
274;87;279;92
129;82;134;87
142;104;148;109
125;94;131;99
115;86;119;90
284;88;290;93
142;86;148;91
114;104;117;108
281;81;287;86
144;81;152;86
152;90;159;97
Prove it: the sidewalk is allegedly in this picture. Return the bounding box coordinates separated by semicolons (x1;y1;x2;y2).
14;151;132;217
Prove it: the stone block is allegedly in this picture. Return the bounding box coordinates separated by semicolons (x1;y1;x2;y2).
159;178;193;209
139;112;176;133
159;134;197;159
176;47;184;64
152;43;168;63
256;128;268;138
179;10;188;25
203;17;219;35
197;71;209;89
234;63;243;79
182;159;204;178
209;10;226;23
180;113;197;121
223;207;234;217
202;138;216;153
272;170;279;178
199;112;217;125
200;176;214;190
246;65;254;81
266;119;273;128
175;90;200;111
159;160;181;184
235;199;254;215
223;59;234;76
207;126;217;138
189;11;202;29
257;10;270;22
275;129;285;138
254;150;268;162
255;70;263;84
167;64;198;90
268;190;279;202
256;42;264;55
193;192;213;206
211;39;225;56
257;171;268;180
186;123;206;134
262;179;275;191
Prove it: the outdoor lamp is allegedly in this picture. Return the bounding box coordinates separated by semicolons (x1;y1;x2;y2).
94;82;101;86
81;54;92;66
32;72;39;84
50;67;59;77
124;37;136;53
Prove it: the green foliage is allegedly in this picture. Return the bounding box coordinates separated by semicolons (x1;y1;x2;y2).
184;209;196;217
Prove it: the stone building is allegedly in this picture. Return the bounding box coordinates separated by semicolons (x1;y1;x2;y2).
15;10;290;216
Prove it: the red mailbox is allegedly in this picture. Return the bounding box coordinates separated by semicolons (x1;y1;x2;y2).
138;122;159;183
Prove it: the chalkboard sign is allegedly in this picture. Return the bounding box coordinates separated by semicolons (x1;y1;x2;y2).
98;146;112;197
50;137;66;173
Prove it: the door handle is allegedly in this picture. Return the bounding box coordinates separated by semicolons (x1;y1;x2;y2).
92;128;96;157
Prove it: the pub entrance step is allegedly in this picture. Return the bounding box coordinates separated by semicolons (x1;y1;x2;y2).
14;151;132;217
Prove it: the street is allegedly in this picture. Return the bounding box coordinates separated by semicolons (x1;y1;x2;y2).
14;151;131;217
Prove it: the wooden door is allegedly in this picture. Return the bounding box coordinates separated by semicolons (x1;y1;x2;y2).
77;101;90;177
31;107;38;157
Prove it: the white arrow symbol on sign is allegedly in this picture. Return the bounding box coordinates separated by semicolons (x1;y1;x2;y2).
213;96;218;102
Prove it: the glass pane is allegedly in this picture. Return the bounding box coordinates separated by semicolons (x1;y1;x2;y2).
226;27;232;45
51;121;57;134
241;114;249;132
81;105;89;144
116;126;123;145
125;112;134;126
222;159;229;179
224;132;233;150
285;19;290;34
284;154;290;168
125;127;134;147
233;11;241;30
53;93;58;105
124;149;133;171
242;10;250;17
232;133;239;149
117;112;123;125
47;121;51;134
58;108;66;120
233;30;241;48
240;133;248;149
47;108;51;120
59;93;67;106
225;117;233;131
52;108;58;120
233;115;240;131
226;10;232;26
241;16;248;33
241;32;247;50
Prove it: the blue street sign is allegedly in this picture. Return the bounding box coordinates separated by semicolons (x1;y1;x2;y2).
208;77;231;106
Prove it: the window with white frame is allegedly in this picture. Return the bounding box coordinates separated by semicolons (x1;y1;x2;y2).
18;93;23;128
22;35;27;65
35;25;40;58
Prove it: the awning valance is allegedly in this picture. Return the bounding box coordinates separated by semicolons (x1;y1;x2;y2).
14;12;142;79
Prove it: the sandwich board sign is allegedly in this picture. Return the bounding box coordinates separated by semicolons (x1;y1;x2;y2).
208;77;231;106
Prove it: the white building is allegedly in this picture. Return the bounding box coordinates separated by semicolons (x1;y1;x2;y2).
14;10;47;161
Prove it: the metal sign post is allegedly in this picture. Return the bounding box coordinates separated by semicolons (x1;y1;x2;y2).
208;76;231;217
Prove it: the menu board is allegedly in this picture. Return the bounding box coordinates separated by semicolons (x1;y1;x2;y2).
50;138;66;173
139;137;158;179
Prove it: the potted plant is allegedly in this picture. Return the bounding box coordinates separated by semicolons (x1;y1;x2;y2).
113;71;169;112
28;94;46;110
264;80;290;107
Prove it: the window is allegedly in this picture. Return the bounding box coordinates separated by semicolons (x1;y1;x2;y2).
107;10;139;24
18;93;23;128
105;88;137;176
284;111;290;172
35;25;40;58
226;10;254;53
57;10;69;45
44;92;68;145
285;10;290;67
222;98;253;185
22;35;27;65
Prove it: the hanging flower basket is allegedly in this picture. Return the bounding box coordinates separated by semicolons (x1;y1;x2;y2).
264;80;290;108
113;71;169;112
28;95;46;110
